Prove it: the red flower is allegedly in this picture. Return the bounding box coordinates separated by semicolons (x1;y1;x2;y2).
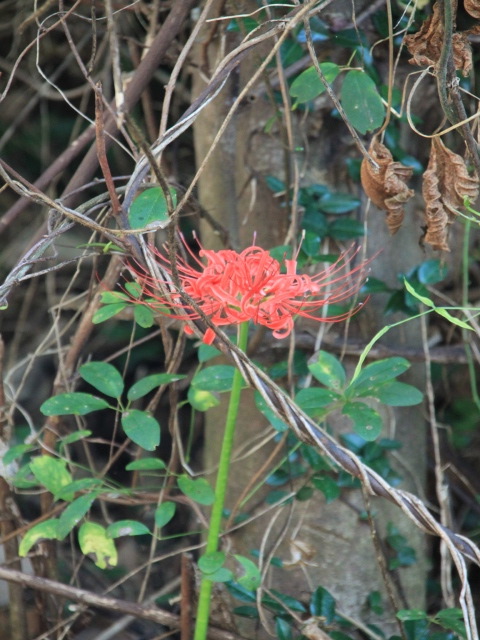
129;239;369;344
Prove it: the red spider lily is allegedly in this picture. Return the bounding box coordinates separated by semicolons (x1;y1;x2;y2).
128;239;369;344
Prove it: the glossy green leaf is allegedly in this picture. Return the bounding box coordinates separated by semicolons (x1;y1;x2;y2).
40;392;109;416
125;458;166;471
128;186;176;229
318;193;361;215
124;281;142;298
375;381;423;406
100;291;129;304
187;386;220;411
204;567;234;582
57;493;97;539
289;63;340;104
328;217;365;239
434;608;466;637
310;586;336;622
349;357;411;396
58;430;92;447
121;410;160;451
19;519;59;557
342;402;383;441
3;444;34;465
30;456;74;501
177;474;215;505
234;554;261;590
78;522;118;569
154;501;176;528
106;520;150;538
92;303;127;324
308;351;346;390
295;387;340;418
341;70;385;134
417;259;448;285
396;609;428;621
134;305;155;328
55;478;103;501
198;343;221;362
79;362;124;398
191;365;239;392
311;474;340;503
275;617;294;640
127;373;186;401
199;551;226;575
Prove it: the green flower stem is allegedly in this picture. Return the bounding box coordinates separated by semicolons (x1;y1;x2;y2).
194;322;249;640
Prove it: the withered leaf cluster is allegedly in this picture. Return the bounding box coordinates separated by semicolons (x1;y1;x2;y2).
360;137;414;234
465;0;480;19
422;137;479;251
404;1;472;76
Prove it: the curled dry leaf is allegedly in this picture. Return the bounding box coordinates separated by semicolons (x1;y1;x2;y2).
465;0;480;19
422;137;479;251
404;1;472;76
361;137;414;234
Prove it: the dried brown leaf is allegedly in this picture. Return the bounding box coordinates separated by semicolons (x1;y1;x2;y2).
361;137;414;234
465;0;480;19
404;1;472;76
422;137;479;251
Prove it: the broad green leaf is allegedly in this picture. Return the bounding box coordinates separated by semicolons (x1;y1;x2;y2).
404;279;472;330
124;281;142;298
57;493;97;539
191;365;239;392
19;519;59;556
58;430;92;447
125;458;166;471
3;444;34;465
100;291;129;304
295;388;340;419
187;386;220;411
92;303;127;324
127;373;186;401
349;357;411;396
177;474;215;505
134;305;155;328
310;586;336;622
198;551;226;575
275;617;294;640
234;555;261;590
128;186;176;229
289;63;340;105
341;70;385;134
198;343;222;362
78;522;118;569
41;392;109;416
311;474;340;503
417;259;448;284
106;520;150;538
204;567;234;582
121;410;160;451
318;193;360;215
55;478;103;501
328;217;365;239
396;609;428;621
434;608;467;637
154;501;176;528
308;351;346;390
30;456;74;501
342;402;383;441
376;381;423;406
79;362;124;398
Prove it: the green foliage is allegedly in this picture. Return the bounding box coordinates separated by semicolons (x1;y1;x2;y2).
340;70;385;134
128;186;176;229
78;522;118;569
177;474;215;505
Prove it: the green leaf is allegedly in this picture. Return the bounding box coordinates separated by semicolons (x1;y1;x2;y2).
57;493;97;539
328;217;365;239
3;444;35;465
255;392;288;432
234;555;261;590
396;609;428;622
310;586;336;623
30;456;74;501
55;478;103;501
404;279;472;329
376;381;423;406
342;402;383;441
154;501;176;528
106;520;150;538
19;519;59;556
100;291;129;304
58;430;92;447
199;551;226;575
434;608;467;637
128;186;176;229
341;70;385;134
41;392;109;416
187;386;220;411
275;617;294;640
121;410;160;451
198;343;221;362
204;567;234;582
349;357;411;396
78;522;118;569
308;351;346;390
125;282;142;298
417;259;448;285
295;387;340;418
311;474;340;503
125;458;166;471
127;373;186;401
134;305;155;328
289;63;340;104
92;303;127;324
177;474;215;505
79;362;124;398
318;193;361;215
191;365;239;392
